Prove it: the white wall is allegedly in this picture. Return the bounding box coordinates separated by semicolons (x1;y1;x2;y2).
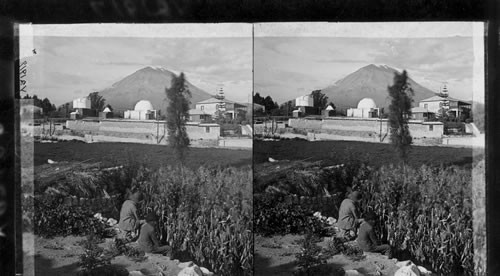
195;103;218;116
295;95;313;107
73;97;91;109
419;101;441;113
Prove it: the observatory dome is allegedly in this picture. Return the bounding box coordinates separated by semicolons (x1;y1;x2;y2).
357;98;377;109
134;100;154;111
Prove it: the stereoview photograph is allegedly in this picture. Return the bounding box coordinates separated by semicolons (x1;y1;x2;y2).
253;22;485;276
19;23;253;276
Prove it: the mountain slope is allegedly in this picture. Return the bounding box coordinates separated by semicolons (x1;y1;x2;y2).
99;66;213;114
321;64;436;110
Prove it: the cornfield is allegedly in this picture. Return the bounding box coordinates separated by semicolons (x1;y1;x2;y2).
136;165;253;276
355;164;474;275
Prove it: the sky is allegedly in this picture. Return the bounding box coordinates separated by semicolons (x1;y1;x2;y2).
20;24;253;106
254;22;484;104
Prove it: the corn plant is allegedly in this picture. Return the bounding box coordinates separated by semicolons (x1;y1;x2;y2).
357;164;473;275
136;165;252;276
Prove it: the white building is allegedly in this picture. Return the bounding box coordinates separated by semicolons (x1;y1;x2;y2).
347;98;380;118
295;94;313;107
124;100;157;120
73;97;91;109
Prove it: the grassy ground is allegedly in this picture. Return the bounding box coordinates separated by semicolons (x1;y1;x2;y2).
255;234;400;276
254;140;479;168
34;141;251;169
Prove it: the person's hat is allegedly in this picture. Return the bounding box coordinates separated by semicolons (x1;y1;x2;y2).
145;212;158;223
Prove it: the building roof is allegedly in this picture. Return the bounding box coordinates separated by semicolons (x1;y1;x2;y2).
134;100;154;111
196;97;248;108
411;107;435;113
189;109;209;115
196;97;237;105
420;95;471;105
357;98;377;109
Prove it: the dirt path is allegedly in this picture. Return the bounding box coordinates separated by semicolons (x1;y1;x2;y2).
255;234;400;276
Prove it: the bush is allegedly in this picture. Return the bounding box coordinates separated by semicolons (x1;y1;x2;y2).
254;193;327;236
294;232;326;275
33;195;108;238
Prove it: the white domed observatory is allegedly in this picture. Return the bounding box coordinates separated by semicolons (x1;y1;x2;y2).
347;98;380;118
124;100;158;120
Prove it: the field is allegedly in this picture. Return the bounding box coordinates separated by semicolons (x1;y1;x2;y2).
27;141;252;276
35;141;252;168
254;139;483;276
254;140;479;168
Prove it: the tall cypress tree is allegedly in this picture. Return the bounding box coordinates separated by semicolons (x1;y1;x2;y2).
165;72;191;163
388;70;414;161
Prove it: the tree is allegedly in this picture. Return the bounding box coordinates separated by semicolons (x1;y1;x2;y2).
40;98;55;114
387;70;414;161
279;100;295;117
88;91;106;113
165;72;191;163
310;90;328;110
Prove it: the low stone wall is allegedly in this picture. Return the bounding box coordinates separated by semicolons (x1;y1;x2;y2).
268;117;445;145
64;119;220;145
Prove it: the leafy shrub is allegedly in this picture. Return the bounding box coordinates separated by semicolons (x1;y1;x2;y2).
77;235;129;276
105;238;146;262
34;195;108;238
323;237;365;261
294;232;327;275
78;234;111;272
254;193;327;236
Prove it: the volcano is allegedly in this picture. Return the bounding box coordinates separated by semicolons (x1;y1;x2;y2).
321;64;436;110
98;66;213;115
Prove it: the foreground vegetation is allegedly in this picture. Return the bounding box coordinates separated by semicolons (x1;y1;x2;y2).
33;159;252;276
254;156;477;275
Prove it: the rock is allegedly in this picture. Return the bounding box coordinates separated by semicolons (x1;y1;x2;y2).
394;264;421;276
200;267;214;276
344;269;362;276
417;266;432;276
178;261;194;269
129;271;146;276
396;260;413;268
178;265;203;276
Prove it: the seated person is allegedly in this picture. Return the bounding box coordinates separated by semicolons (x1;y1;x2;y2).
337;191;364;239
138;212;171;256
118;190;145;242
356;211;391;257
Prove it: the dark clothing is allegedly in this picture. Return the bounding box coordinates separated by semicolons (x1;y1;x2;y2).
357;221;391;256
138;223;171;255
338;198;359;231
